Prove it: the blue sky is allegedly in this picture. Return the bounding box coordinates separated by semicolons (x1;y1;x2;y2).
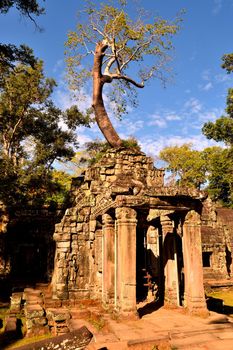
1;0;232;160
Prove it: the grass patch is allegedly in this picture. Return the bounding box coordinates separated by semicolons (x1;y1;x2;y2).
207;290;233;307
0;306;9;333
88;315;105;331
206;289;233;316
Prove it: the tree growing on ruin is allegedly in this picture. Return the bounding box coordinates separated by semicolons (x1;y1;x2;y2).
65;0;182;147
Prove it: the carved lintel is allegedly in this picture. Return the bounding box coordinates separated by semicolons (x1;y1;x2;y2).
116;207;137;223
92;199;115;218
102;213;114;226
184;210;201;226
147;209;174;222
116;195;148;207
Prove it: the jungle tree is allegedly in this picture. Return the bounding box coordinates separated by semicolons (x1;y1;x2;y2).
202;53;233;205
0;54;90;205
65;0;182;147
0;0;45;68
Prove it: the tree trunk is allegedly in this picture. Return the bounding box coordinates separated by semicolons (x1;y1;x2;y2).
92;42;123;148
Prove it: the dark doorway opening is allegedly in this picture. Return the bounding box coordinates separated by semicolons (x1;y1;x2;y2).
136;211;149;302
202;252;212;267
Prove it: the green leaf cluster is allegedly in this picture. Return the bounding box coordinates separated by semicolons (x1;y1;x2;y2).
77;137;141;166
200;53;233;206
202;53;233;147
65;0;182;118
0;53;90;207
203;147;233;206
159;144;233;207
159;144;207;190
0;0;45;17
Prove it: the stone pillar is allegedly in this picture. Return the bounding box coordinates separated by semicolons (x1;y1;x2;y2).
102;213;115;306
115;207;137;316
183;210;207;314
161;215;179;305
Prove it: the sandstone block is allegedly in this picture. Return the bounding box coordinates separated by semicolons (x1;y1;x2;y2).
57;241;71;249
47;308;71;322
25;304;45;319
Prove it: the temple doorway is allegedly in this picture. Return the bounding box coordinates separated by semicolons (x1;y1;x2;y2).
136;211;163;305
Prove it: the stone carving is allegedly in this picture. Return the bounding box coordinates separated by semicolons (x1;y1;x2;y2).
147;209;174;222
185;210;201;225
69;255;78;285
51;148;212;315
115;207;137;221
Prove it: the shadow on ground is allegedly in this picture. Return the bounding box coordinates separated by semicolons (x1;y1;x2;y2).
137;300;162;318
0;318;23;349
206;296;233;316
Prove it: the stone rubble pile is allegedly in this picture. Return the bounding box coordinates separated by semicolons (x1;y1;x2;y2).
5;287;71;337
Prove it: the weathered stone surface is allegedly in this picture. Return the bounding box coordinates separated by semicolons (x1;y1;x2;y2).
47;308;71;322
51;148;221;315
9;326;93;350
25;304;45;319
4;316;17;332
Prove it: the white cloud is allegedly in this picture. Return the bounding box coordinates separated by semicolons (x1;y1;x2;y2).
165;114;181;121
53;86;92;112
52;59;64;73
212;0;223;14
76;132;93;147
147;114;167;128
201;82;213;91
139;134;221;159
121;119;144;134
215;73;231;83
201;69;211;81
184;98;202;113
198;107;223;123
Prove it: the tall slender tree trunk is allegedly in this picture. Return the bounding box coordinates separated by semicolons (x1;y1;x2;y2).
92;42;122;148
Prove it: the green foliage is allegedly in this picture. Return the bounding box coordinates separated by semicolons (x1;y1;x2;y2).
79;137;141;166
0;52;90;206
203;147;233;206
121;137;141;150
159;144;233;207
80;139;112;165
159;144;207;189
43;170;72;207
202;116;233;146
0;0;45;82
202;53;233;147
0;44;36;72
222;53;233;74
201;52;233;206
0;0;45;17
65;0;182;118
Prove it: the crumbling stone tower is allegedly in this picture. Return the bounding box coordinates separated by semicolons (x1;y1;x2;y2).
52;148;207;316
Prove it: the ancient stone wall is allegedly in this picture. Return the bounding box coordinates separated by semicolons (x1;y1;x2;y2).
52;149;167;300
201;200;233;280
51;148;209;316
0;206;63;298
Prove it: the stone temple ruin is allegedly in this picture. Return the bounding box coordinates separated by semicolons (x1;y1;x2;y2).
52;148;209;316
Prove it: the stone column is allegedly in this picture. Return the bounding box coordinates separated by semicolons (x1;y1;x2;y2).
102;213;115;306
183;210;207;314
115;207;137;316
161;215;179;305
